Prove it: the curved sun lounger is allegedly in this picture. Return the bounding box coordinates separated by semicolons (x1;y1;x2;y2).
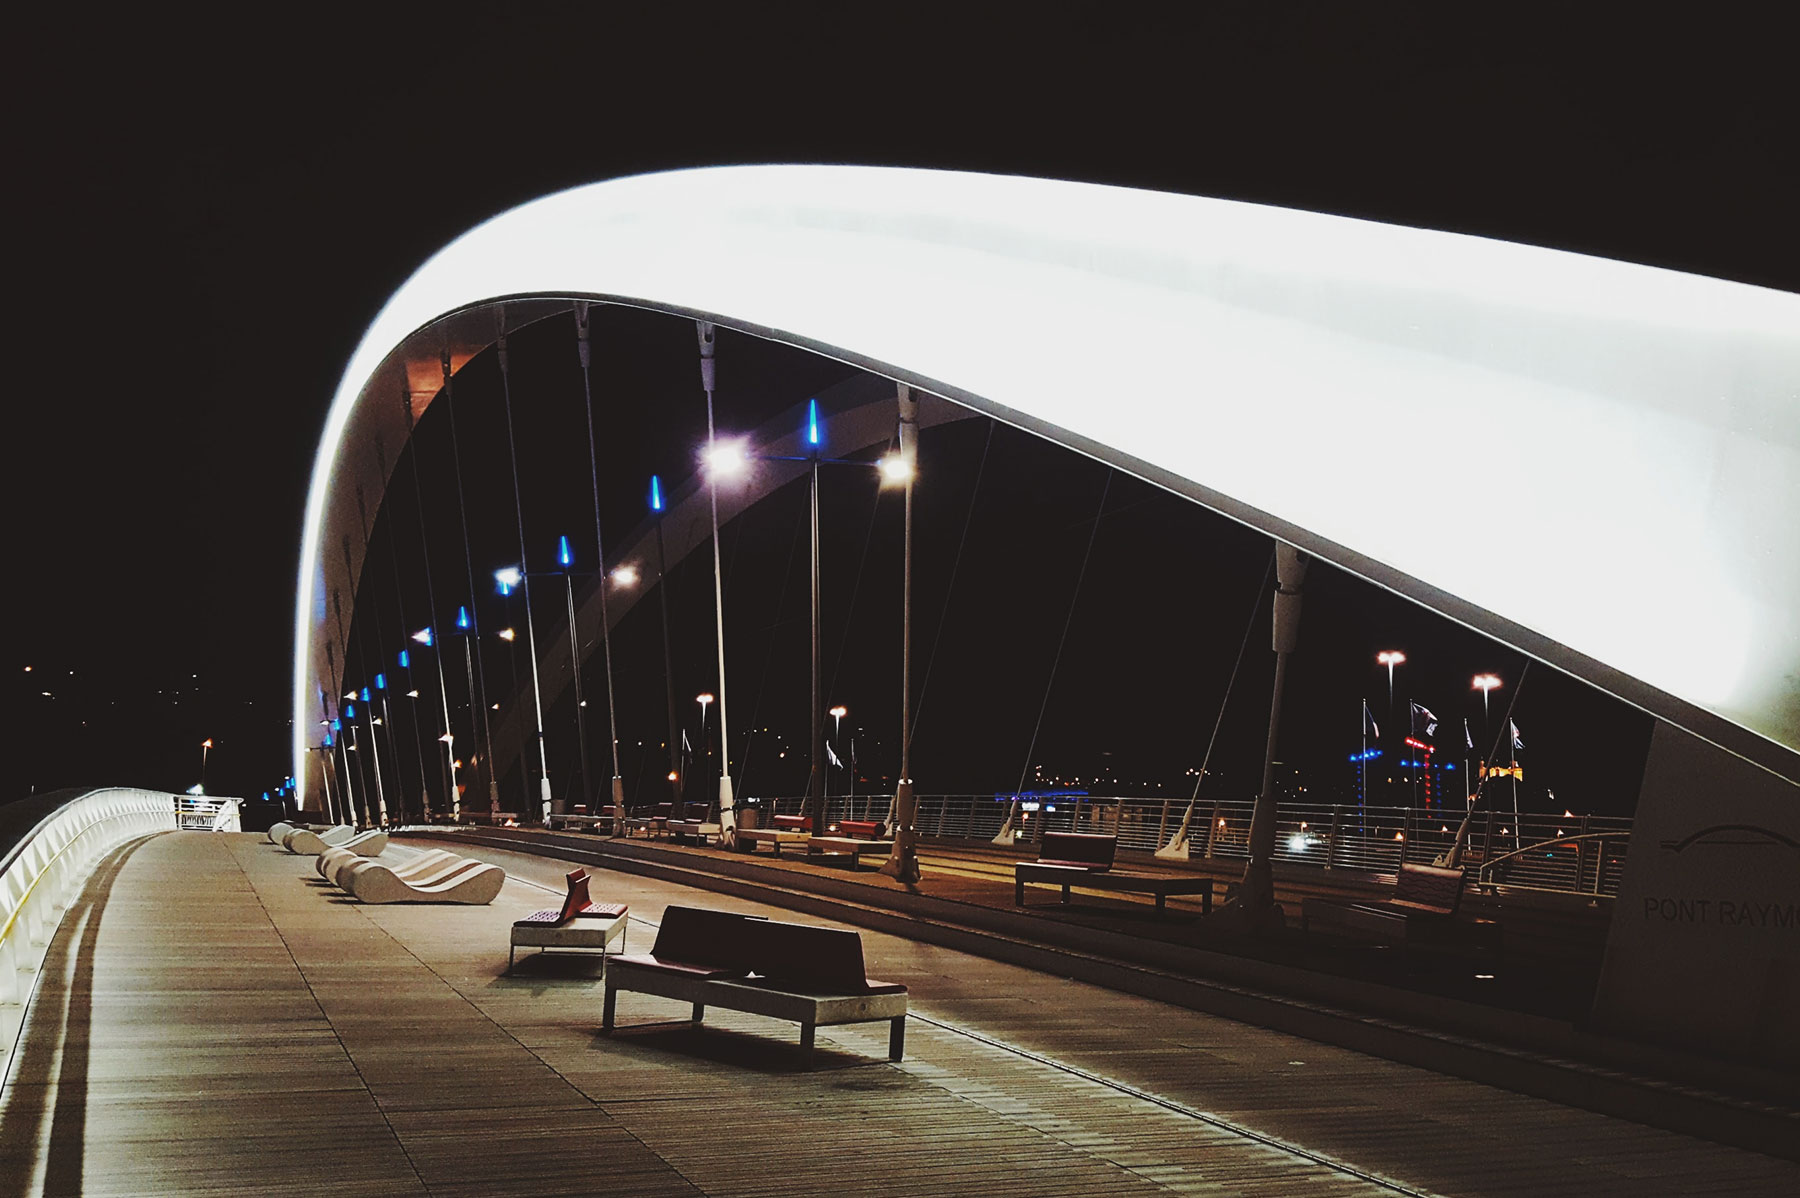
283;824;355;855
309;830;388;874
267;821;297;844
323;847;457;890
313;831;391;879
346;859;506;904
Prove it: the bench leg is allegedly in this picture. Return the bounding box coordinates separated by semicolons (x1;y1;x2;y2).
507;944;515;973
1061;883;1070;905
602;984;617;1031
800;1022;815;1067
889;1016;905;1062
692;1002;705;1024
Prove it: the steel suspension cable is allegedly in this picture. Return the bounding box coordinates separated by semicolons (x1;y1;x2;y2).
400;376;458;819
1011;467;1115;801
907;419;995;755
574;303;624;804
375;431;432;823
441;349;499;811
1161;549;1275;852
495;309;554;819
736;490;809;796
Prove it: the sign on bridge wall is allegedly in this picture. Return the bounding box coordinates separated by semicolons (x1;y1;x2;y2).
1592;723;1799;1068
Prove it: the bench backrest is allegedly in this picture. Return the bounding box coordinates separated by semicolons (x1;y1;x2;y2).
1038;832;1117;871
683;802;713;821
772;814;813;832
556;869;592;922
1394;862;1466;914
651;906;763;971
838;819;884;840
746;918;872;992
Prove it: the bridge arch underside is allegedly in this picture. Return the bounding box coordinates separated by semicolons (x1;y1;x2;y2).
297;167;1800;813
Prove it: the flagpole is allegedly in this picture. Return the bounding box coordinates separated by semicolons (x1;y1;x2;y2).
1359;699;1368;822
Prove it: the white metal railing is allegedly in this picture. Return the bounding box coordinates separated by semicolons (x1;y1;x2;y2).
739;792;1631;897
176;795;242;832
1;789;177;1074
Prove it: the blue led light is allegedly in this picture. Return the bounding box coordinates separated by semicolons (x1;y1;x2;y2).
456;606;471;631
345;703;356;719
330;718;341;732
807;398;821;447
558;534;573;569
263;792;270;802
398;649;410;668
650;474;664;512
361;687;371;703
324;732;334;746
374;673;386;690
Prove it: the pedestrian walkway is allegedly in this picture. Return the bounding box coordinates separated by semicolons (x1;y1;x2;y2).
1;832;1793;1196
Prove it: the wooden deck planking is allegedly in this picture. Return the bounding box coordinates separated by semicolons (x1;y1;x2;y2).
0;832;1791;1197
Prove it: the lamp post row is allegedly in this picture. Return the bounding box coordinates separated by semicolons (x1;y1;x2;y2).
316;311;916;879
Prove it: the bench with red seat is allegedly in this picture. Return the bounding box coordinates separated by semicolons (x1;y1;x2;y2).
603;905;907;1063
508;868;629;971
804;816;894;868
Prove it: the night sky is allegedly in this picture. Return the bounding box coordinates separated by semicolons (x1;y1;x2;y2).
12;10;1795;813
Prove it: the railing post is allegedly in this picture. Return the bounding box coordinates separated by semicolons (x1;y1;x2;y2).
1483;808;1495;864
1326;805;1340;869
1402;806;1416;867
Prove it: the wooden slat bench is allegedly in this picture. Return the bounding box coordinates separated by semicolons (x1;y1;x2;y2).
603;905;907;1065
1015;832;1214;917
1301;862;1499;949
804;818;892;868
738;813;812;856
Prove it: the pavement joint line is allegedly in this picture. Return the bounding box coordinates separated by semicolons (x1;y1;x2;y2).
234;838;431;1194
624;910;1441;1198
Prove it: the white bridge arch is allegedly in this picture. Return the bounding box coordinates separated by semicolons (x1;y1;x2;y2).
296;165;1800;806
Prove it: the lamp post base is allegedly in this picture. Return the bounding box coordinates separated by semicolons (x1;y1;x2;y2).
879;780;923;884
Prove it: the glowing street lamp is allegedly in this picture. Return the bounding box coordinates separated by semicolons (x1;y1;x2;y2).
497;627;516;642
1376;650;1406;705
200;738;213;793
496;562;552;821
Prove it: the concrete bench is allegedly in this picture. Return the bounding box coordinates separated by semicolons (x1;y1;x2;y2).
1015;832;1213;916
508;868;629;971
1301;862;1498;948
665;819;723;845
805;818;892;869
603;905;907;1065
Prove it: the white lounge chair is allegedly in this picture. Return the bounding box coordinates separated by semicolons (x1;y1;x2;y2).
346;858;506;904
324;847;457;890
311;830;388;877
267;821;297;844
283;825;355;855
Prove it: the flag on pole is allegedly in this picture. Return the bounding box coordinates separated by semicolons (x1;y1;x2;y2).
1464;718;1474;750
1410;702;1439;739
1510;720;1524;751
1362;699;1379;740
826;742;843;768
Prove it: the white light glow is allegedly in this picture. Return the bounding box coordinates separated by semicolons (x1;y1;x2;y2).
701;439;748;477
497;627;517;642
294;165;1800;806
610;565;639;587
494;566;523;589
880;454;914;484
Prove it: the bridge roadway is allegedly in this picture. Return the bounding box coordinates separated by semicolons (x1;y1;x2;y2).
0;832;1793;1197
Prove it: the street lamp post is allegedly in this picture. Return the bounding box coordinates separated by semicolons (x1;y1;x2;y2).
695;693;714;811
1377;650;1406;803
200;738;212;793
558;534;593;812
496;564;552;822
413;625;460;821
494;314;555;823
364;682;391;827
649;475;683;814
575;303;628;830
697;321;738;845
881;384;923;884
828;705;847;800
1473;673;1501;783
